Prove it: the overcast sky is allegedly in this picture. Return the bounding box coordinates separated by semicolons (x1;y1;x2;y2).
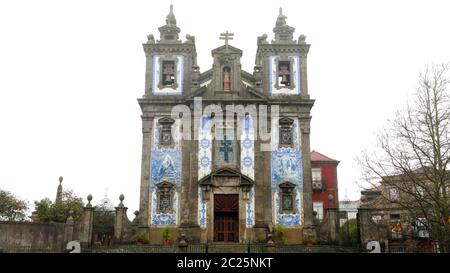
1;0;449;218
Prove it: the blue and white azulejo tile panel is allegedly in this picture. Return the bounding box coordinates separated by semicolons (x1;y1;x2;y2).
149;118;182;226
271;117;303;227
197;116;211;228
241;115;255;227
150;188;179;226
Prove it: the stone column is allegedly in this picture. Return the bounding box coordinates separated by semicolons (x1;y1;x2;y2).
179;106;200;242
114;194;128;243
300;118;316;238
138;114;154;227
253;115;272;242
326;207;339;244
80;195;94;246
299;52;309;96
357;207;376;247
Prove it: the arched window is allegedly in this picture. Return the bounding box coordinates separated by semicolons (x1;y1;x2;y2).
156;181;175;213
279;182;296;213
223;67;231;91
279;117;294;148
162;61;176;86
158;117;175;146
278;60;291;87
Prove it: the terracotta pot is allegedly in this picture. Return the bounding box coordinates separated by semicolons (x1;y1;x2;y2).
306;242;314;247
163;240;170;246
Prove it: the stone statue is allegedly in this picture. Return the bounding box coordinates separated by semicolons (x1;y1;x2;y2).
257;34;268;45
298;34;306;45
223;70;231;91
147;34;155;44
185;34;195;44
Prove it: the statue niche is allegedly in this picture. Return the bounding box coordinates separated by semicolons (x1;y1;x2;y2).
223;67;231;91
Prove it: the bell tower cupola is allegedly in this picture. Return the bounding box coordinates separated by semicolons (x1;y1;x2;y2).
158;4;181;43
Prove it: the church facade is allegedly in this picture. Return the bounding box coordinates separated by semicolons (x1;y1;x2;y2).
137;5;315;244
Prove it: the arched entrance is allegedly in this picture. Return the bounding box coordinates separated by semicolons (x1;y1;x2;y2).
199;167;254;243
214;194;239;242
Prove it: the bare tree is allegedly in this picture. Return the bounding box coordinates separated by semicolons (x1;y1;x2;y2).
358;63;450;252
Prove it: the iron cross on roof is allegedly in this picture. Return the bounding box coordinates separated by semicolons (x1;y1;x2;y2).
220;31;234;51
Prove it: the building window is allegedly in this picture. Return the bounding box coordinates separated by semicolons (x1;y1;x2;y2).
413;218;429;238
278;61;291;87
279;117;294;148
279;182;296;213
312;168;322;190
156;181;174;213
158;117;175;146
390;214;402;239
415;185;425;197
371;214;383;224
313;201;324;221
388;188;399;201
162;60;176;86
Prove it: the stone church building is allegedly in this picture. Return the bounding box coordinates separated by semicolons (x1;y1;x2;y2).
137;5;316;244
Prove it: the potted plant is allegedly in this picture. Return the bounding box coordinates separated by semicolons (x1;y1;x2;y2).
275;225;288;245
133;231;149;246
162;227;171;246
303;235;318;246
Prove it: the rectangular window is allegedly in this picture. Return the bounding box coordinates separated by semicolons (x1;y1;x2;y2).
390;213;402;239
313;201;324;221
415;185;425;197
390;214;400;221
312;168;322;190
389;188;399;201
371;214;383;224
414;218;429;238
312;168;322;182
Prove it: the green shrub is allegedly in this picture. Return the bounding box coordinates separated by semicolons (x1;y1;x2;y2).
275;225;288;244
162;227;171;241
132;230;149;243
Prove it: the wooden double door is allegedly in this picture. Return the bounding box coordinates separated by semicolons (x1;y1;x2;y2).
213;194;239;242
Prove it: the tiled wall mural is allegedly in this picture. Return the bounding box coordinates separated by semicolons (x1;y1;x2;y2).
197;115;256;228
150;118;181;226
241;115;255;228
269;55;300;95
271;118;303;227
198;188;207;229
198;116;211;228
152;54;184;95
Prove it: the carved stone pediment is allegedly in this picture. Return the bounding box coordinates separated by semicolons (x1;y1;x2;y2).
199;167;254;187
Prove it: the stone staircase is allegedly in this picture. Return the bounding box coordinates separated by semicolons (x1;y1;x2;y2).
207;243;250;253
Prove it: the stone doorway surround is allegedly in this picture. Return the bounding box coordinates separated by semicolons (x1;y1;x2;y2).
198;167;254;243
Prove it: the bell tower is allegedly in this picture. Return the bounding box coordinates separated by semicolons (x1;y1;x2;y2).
142;4;198;97
209;32;243;94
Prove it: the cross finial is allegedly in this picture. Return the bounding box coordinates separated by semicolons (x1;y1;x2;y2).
219;31;234;51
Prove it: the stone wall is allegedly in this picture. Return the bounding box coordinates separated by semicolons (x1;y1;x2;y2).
0;221;72;251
